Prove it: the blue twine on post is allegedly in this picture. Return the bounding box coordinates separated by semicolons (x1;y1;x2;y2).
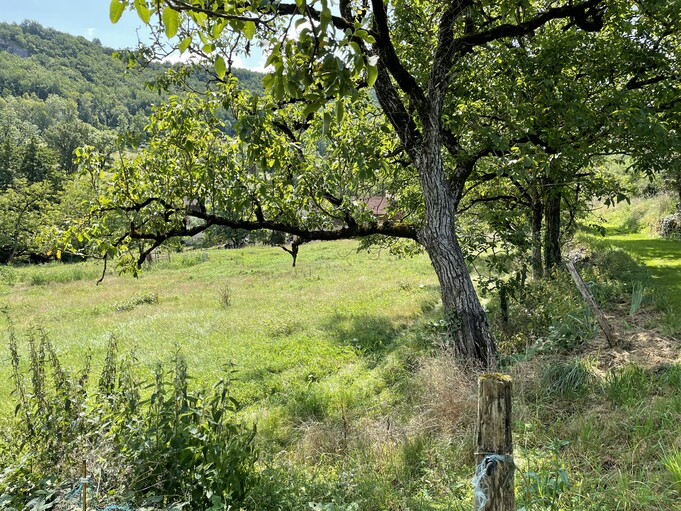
63;478;134;511
472;453;514;511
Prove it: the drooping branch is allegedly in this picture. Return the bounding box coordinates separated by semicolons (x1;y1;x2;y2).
123;196;419;267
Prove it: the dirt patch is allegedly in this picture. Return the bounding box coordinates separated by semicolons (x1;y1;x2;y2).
577;309;681;374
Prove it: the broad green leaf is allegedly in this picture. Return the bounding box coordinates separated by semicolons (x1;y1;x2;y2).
211;19;226;39
109;0;125;23
243;21;256;40
134;0;151;24
367;63;378;87
162;7;180;38
214;55;227;79
179;36;192;54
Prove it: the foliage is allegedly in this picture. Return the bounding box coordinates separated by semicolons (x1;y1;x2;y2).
0;331;258;510
91;0;681;364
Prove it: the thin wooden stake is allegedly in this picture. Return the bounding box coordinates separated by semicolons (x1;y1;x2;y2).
475;373;514;511
82;460;87;511
565;260;617;347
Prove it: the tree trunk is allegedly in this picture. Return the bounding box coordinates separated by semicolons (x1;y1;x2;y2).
543;191;561;273
530;199;543;280
416;128;497;368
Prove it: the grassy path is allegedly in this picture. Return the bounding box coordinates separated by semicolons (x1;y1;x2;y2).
603;233;681;313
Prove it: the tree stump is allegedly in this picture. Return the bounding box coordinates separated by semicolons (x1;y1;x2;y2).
474;373;514;511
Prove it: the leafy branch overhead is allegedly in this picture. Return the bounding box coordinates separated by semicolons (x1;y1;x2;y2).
86;0;681;366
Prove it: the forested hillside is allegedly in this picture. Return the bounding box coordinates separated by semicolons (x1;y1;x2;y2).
0;20;262;263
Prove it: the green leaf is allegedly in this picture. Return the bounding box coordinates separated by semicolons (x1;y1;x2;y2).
367;63;378;87
134;0;151;24
322;112;331;134
335;99;344;124
214;56;227;79
109;0;125;23
243;21;256;40
162;7;180;38
179;36;192;54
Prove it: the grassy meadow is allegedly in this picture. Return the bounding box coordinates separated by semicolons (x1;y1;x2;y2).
0;220;680;510
0;242;440;431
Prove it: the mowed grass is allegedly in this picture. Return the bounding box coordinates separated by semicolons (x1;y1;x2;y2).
0;241;440;430
603;234;681;313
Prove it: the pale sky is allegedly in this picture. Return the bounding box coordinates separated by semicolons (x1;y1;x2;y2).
0;0;151;49
0;0;265;69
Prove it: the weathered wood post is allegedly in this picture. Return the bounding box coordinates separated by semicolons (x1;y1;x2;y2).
474;373;514;511
82;460;87;511
565;260;617;348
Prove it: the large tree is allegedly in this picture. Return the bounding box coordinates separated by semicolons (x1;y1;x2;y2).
79;0;680;367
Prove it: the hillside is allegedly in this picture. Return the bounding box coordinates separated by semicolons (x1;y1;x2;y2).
0;20;263;263
0;20;263;130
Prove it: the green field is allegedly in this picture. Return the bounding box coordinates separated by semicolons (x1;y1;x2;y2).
1;238;680;510
0;241;440;427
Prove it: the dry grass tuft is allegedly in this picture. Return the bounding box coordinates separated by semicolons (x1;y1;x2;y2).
411;354;478;435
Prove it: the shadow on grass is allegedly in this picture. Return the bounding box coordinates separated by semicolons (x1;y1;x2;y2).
321;313;402;355
604;236;681;312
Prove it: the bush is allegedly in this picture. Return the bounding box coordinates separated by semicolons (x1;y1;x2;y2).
491;243;650;356
0;331;258;510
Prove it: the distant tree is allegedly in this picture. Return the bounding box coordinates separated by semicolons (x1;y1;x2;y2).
0;178;55;262
18;138;55;183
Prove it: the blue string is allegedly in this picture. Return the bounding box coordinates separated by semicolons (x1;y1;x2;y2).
63;478;134;511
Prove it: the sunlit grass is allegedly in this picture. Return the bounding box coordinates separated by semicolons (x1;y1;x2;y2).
0;241;440;425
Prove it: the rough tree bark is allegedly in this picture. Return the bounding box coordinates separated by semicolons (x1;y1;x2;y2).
543;191;562;272
530;198;544;280
416;126;497;368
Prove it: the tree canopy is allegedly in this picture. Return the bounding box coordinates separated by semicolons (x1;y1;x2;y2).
71;0;681;367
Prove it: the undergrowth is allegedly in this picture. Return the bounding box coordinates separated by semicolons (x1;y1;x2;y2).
0;330;257;511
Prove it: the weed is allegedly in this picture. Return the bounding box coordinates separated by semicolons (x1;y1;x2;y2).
546;307;597;351
630;281;645;315
656;363;681;391
218;284;232;308
541;357;599;399
663;450;681;495
113;292;158;312
661;307;681;336
604;364;652;406
0;331;258;510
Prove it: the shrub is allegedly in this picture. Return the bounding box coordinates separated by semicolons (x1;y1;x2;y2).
0;331;258;510
491;243;650;356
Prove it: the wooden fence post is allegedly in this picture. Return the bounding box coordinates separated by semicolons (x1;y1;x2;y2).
474;373;514;511
82;460;87;511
